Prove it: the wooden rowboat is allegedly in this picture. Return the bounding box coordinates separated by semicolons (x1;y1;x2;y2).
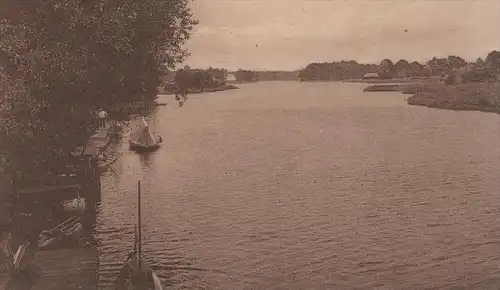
38;217;83;250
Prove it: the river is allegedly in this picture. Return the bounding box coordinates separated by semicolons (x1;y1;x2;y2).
96;81;500;289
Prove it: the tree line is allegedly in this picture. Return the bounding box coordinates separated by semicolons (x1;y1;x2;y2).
298;51;500;82
167;66;228;93
233;70;258;82
0;0;197;181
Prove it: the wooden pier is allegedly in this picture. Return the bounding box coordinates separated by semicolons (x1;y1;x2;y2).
11;155;100;214
2;124;117;290
30;248;99;290
11;124;113;204
82;126;112;157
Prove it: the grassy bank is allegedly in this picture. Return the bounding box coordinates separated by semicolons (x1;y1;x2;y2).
344;77;440;84
364;80;500;114
363;84;403;92
405;82;500;113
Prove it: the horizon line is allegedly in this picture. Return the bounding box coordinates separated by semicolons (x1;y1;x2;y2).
181;48;499;72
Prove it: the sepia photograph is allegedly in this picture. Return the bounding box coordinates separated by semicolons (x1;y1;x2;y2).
1;0;500;289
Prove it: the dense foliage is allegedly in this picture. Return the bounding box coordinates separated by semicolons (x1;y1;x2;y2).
0;0;197;179
176;67;228;91
234;70;258;82
161;67;228;97
298;51;500;82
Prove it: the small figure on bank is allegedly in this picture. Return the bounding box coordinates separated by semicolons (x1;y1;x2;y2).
98;109;108;128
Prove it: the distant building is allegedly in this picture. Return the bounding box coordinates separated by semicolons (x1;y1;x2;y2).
226;74;236;82
362;72;380;79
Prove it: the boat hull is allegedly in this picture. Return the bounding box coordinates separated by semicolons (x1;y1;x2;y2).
129;140;161;152
115;254;163;290
60;198;86;213
129;117;162;152
38;222;83;250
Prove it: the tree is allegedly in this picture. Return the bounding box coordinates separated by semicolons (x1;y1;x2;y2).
394;59;410;78
191;71;205;91
409;61;424;77
447;55;467;70
486;50;500;73
0;0;197;178
421;65;433;78
426;57;448;76
378;59;394;79
235;69;257;82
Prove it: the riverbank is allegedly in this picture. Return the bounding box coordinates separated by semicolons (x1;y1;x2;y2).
406;82;500;113
363;84;406;92
158;84;238;95
345;77;438;84
364;81;500;114
0;121;115;288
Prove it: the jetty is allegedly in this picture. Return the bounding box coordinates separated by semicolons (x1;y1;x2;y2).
11;122;116;205
30;248;99;290
0;122;119;290
82;126;112;157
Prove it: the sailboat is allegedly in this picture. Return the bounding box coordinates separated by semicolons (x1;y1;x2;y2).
115;181;163;290
129;117;162;152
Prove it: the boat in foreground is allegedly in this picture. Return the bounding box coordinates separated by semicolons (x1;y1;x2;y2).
115;250;163;290
115;181;163;290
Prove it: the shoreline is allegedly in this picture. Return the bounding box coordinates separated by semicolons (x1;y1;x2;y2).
363;81;500;115
344;78;434;84
298;77;437;84
158;84;238;95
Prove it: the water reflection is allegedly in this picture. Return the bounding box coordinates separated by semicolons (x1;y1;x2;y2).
97;82;500;289
139;152;154;168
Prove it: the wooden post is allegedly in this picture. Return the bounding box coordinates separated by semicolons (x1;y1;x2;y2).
137;180;142;271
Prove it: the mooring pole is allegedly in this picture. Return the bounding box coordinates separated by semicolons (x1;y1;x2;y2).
137;180;142;271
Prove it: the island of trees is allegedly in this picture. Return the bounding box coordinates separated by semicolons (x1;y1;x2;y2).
160;66;237;95
230;70;299;82
158;69;300;91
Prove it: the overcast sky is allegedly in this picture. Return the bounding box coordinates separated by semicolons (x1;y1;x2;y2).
184;0;500;71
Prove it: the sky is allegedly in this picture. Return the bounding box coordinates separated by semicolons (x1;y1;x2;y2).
184;0;500;71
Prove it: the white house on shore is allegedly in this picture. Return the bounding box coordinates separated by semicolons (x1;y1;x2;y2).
226;73;236;82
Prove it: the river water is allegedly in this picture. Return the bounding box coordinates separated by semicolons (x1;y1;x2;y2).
96;82;500;289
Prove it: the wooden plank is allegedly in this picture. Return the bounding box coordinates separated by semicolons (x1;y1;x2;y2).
31;248;98;290
82;127;111;158
15;184;80;196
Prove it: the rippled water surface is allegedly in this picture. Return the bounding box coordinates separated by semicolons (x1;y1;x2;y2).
96;82;500;289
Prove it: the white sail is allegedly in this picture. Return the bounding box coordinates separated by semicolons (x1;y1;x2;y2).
130;117;159;147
